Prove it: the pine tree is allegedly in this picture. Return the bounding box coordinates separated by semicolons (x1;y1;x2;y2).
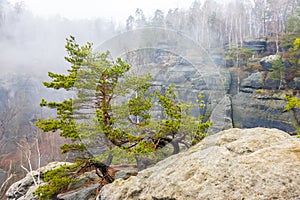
36;36;211;168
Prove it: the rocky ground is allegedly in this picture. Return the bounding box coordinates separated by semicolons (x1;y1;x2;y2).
99;128;300;200
6;128;300;200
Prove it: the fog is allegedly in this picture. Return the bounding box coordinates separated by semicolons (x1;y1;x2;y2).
0;1;118;76
0;0;198;76
1;0;300;198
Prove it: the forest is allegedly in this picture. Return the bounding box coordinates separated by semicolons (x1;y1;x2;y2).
1;0;300;199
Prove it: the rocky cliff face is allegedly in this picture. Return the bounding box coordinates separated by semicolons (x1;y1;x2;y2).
206;55;300;134
99;128;300;200
229;68;299;134
144;46;300;135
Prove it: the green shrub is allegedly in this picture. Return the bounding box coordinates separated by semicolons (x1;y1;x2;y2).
35;177;71;199
34;163;80;199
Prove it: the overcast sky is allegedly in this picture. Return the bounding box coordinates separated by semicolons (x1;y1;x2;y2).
8;0;196;23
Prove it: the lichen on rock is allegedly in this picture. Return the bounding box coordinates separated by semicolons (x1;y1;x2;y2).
99;128;300;200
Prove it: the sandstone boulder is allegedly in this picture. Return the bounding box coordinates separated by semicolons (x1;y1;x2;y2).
5;162;73;200
5;161;138;200
240;72;263;90
57;183;100;200
99;128;300;200
260;54;280;70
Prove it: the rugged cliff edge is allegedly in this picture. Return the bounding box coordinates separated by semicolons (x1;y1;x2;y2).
98;128;300;200
6;128;300;200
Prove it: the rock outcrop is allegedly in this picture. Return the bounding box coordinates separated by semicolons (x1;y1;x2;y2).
6;162;73;200
229;66;300;133
99;128;300;200
260;54;280;70
207;94;233;134
243;39;267;54
240;71;264;90
57;183;100;200
5;161;138;200
232;92;296;132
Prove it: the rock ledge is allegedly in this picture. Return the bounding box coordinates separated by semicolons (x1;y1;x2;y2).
99;128;300;200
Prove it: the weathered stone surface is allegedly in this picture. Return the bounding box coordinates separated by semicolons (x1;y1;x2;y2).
232;92;296;133
243;39;267;53
230;66;299;133
17;185;42;200
6;172;40;200
37;161;73;174
241;72;263;89
6;160;139;200
5;162;73;200
115;170;138;180
260;54;280;70
67;170;101;191
57;183;100;200
289;77;300;90
99;128;300;200
207;95;233;134
264;76;286;90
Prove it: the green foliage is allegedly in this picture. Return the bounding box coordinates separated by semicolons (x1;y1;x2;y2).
281;11;300;69
282;38;300;68
34;163;80;199
292;38;300;66
36;36;94;153
156;87;211;148
284;95;300;137
37;36;211;167
35;177;71;199
280;38;300;87
126;74;154;126
284;96;300;111
293;38;300;51
94;146;136;164
225;47;253;67
281;9;300;50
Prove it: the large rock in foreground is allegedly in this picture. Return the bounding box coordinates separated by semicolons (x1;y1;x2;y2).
99;128;300;200
5;162;73;200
